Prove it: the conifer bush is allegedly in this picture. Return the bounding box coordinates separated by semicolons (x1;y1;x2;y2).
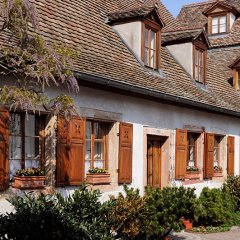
194;187;235;227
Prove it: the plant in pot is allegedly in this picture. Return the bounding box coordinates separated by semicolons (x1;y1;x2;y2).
86;168;110;185
186;166;200;180
13;167;46;189
213;166;223;177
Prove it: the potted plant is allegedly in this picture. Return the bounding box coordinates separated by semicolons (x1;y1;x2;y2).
213;166;223;177
13;167;46;189
86;168;110;185
185;166;200;180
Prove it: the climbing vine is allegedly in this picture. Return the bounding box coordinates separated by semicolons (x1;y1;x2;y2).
0;0;79;117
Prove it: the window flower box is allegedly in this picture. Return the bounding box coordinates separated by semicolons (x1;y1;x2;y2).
186;166;200;180
86;168;110;185
213;166;223;177
13;168;45;189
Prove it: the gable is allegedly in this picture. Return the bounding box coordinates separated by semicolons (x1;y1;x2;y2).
230;57;240;69
203;2;239;16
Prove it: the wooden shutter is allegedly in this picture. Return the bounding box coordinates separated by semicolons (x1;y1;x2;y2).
56;116;85;186
0;109;9;191
175;129;187;180
204;133;214;178
227;136;235;176
118;122;133;184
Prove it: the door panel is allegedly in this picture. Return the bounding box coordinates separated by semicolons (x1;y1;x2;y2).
147;139;162;188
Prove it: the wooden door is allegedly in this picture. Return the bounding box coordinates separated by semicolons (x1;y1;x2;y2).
147;139;162;188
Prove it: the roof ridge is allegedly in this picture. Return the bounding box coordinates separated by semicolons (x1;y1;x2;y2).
182;0;217;8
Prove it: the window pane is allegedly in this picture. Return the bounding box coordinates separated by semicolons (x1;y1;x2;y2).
10;114;21;135
25;137;40;160
199;51;203;67
9;160;21;179
151;31;156;50
220;16;226;33
150;50;155;68
94;142;104;160
94;160;104;169
94;122;105;139
9;136;22;159
144;47;149;65
86;121;91;139
85;140;91;160
25;115;36;137
145;28;149;48
85;160;91;175
199;67;203;82
25;160;39;169
212;17;218;34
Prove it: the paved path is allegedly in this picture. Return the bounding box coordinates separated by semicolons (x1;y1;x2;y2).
170;227;240;240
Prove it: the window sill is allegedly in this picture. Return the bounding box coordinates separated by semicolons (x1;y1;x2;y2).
86;173;111;185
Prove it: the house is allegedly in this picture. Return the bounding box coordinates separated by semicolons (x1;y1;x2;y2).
0;0;240;199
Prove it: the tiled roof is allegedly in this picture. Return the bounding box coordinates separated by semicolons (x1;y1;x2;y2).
0;0;240;115
108;5;156;21
162;29;204;44
177;0;240;48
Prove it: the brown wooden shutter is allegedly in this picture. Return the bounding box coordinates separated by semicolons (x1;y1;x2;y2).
175;129;187;180
118;122;133;184
227;136;235;176
0;109;9;191
56;116;85;186
204;133;214;179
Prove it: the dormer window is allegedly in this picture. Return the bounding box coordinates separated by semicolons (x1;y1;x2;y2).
229;57;240;90
193;43;207;84
203;2;238;35
144;25;159;69
211;14;227;34
142;20;161;70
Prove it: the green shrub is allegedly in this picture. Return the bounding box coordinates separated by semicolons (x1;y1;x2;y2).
106;185;147;240
223;175;240;211
195;187;235;227
0;185;113;240
142;186;197;239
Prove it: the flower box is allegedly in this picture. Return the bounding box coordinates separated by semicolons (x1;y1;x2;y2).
213;170;223;177
13;176;46;189
185;171;200;180
86;173;111;185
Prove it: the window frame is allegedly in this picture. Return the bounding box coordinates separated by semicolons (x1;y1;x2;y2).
141;19;161;70
9;112;45;173
233;68;240;90
208;13;229;35
187;132;199;168
85;120;109;172
193;42;207;84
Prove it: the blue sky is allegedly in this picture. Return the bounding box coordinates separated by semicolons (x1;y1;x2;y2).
161;0;201;17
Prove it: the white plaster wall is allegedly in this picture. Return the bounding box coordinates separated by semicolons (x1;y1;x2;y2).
113;21;142;60
230;13;236;30
46;86;240;195
166;43;193;77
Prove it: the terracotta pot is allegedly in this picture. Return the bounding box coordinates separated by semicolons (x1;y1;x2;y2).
86;173;110;185
13;176;46;189
182;219;193;231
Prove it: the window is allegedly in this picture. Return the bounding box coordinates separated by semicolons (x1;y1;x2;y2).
211;15;227;34
85;121;108;175
194;46;206;83
9;113;44;179
187;133;198;167
233;69;240;90
213;136;221;167
142;21;161;69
